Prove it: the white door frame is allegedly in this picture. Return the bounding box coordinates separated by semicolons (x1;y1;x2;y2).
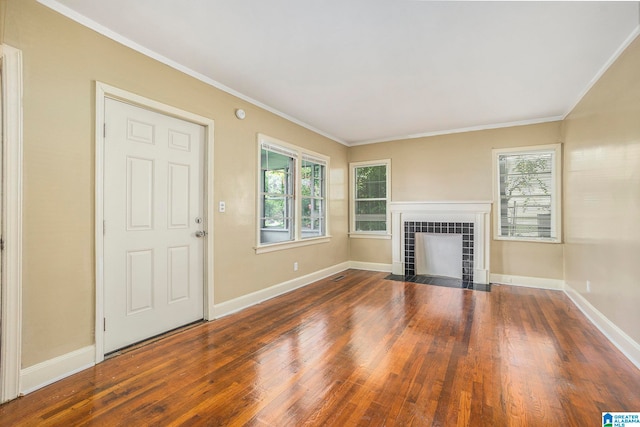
0;44;24;403
95;82;215;363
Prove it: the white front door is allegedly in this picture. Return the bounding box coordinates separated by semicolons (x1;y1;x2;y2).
103;98;205;353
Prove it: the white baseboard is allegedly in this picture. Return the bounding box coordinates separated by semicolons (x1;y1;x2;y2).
214;262;350;318
17;263;351;397
490;273;565;290
564;285;640;370
20;345;95;395
15;266;639;399
349;261;392;272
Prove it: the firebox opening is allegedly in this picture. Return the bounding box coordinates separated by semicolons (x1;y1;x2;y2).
415;233;463;279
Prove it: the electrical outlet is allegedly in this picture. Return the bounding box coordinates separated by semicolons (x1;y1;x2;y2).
293;262;298;271
586;280;591;293
219;201;226;213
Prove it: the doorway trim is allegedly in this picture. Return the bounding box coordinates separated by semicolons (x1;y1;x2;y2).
0;44;24;403
95;82;215;363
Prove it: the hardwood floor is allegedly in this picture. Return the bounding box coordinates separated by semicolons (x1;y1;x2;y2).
2;269;639;426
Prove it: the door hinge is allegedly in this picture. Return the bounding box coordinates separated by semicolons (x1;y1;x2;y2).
104;318;106;332
103;123;106;138
103;220;106;235
0;238;4;251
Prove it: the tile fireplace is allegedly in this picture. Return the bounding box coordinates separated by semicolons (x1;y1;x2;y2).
390;201;492;284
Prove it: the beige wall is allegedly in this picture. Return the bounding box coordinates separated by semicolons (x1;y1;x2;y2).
348;123;565;280
4;0;348;367
563;36;640;343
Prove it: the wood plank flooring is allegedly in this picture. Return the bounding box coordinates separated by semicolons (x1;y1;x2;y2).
2;269;639;426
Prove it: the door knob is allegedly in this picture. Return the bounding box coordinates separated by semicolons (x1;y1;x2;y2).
195;230;207;238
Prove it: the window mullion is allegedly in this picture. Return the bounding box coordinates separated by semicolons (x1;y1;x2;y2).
293;155;301;242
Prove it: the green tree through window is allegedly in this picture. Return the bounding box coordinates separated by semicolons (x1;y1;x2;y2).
260;147;294;244
352;162;389;232
301;160;325;237
258;136;329;247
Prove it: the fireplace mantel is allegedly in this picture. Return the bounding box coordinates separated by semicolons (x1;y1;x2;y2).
390;201;492;284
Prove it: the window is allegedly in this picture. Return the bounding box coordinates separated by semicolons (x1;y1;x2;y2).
260;143;295;244
493;144;561;242
301;156;326;238
258;135;328;251
350;160;391;236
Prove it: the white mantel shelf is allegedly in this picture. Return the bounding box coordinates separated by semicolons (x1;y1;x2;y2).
390;201;493;284
390;200;493;211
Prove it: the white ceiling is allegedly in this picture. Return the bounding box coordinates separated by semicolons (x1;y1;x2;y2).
40;1;640;145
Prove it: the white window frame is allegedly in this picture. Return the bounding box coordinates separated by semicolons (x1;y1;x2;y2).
492;143;562;243
349;159;391;239
256;134;330;254
300;154;327;239
259;142;296;244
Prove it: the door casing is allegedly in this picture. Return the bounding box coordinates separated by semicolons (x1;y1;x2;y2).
95;82;215;363
0;44;23;404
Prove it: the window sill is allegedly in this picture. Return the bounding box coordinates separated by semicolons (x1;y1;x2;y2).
349;232;392;240
493;236;562;244
255;236;331;254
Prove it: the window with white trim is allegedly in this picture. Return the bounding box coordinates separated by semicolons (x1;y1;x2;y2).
301;155;326;238
260;143;295;244
350;160;391;235
493;144;561;242
258;135;328;249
